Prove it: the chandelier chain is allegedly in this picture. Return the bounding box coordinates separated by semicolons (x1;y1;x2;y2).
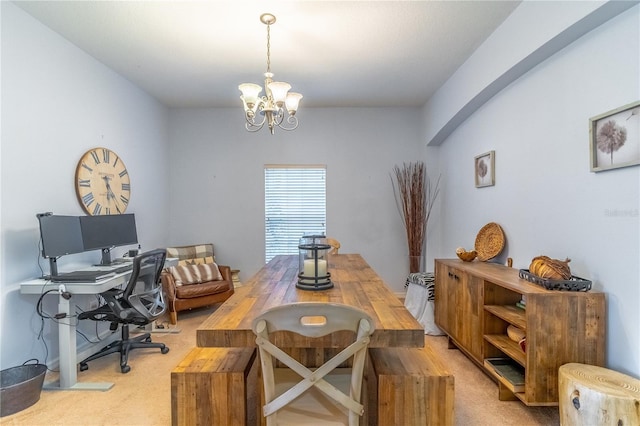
266;23;271;74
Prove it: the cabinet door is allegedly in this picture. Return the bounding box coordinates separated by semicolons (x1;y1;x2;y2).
434;262;483;363
458;275;483;362
434;262;456;336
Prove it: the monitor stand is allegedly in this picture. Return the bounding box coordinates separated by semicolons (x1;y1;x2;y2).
49;257;59;277
99;247;114;266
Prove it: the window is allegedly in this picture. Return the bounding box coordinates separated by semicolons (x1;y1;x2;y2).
265;165;326;263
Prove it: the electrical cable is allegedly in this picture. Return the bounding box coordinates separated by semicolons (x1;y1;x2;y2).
35;289;60;372
36;289;58;320
75;298;108;344
37;238;44;278
75;328;105;345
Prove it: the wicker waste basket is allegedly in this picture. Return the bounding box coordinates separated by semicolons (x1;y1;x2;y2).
0;360;47;417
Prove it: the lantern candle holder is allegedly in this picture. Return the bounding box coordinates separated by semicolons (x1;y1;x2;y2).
297;235;332;291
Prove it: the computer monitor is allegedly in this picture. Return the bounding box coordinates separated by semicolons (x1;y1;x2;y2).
79;213;138;265
37;214;85;276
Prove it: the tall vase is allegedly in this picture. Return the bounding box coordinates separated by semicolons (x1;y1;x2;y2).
409;255;423;273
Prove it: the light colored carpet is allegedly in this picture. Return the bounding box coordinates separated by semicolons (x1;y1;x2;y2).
1;306;559;425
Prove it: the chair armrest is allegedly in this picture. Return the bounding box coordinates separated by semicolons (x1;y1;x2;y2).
160;270;177;302
218;265;233;288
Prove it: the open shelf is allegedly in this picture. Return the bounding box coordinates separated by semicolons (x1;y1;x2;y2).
484;304;526;330
484;334;526;366
484;357;525;393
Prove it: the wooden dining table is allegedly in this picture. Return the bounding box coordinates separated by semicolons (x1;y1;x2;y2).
178;254;452;426
197;253;424;350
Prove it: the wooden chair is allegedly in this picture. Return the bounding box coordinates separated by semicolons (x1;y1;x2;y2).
160;244;234;324
326;237;341;254
252;302;374;426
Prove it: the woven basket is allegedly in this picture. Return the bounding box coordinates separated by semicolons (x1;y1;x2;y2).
474;222;505;261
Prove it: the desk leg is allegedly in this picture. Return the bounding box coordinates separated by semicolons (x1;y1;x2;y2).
43;294;113;391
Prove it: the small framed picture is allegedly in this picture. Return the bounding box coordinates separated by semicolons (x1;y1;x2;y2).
475;150;495;188
590;101;640;172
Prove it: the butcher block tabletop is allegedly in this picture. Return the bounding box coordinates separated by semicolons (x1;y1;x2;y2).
197;254;424;348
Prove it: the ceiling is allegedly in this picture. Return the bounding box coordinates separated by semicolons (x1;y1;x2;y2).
14;1;521;109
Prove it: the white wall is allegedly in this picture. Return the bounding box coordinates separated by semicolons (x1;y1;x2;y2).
432;5;640;376
167;107;428;288
0;3;170;369
422;0;638;146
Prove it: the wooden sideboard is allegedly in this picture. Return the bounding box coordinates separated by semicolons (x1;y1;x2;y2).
434;259;605;406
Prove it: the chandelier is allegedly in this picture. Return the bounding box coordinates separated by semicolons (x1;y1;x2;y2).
239;13;303;135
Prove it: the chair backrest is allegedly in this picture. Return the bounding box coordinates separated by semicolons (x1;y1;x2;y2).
326;238;341;255
123;249;167;322
252;302;374;426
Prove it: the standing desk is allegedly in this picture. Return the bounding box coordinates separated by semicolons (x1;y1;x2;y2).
20;258;177;391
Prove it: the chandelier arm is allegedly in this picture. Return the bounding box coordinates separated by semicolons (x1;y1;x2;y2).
276;115;299;131
245;113;267;132
246;125;265;132
245;121;265;132
273;108;285;126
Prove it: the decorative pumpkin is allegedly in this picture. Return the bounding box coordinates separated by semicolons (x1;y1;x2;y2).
529;256;572;280
456;247;477;262
507;325;526;342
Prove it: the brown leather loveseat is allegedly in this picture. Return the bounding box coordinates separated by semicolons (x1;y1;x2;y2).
160;244;234;324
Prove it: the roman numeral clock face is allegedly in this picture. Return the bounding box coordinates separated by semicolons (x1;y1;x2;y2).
75;148;130;215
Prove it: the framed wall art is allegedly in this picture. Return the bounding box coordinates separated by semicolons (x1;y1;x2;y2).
589;101;640;172
475;150;495;188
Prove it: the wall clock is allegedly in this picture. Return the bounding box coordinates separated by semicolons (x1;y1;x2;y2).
75;147;130;215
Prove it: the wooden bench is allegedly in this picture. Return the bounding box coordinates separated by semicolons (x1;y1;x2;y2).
171;347;258;426
367;346;454;426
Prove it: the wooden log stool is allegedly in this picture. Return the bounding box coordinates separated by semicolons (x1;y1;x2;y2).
171;347;258;426
367;346;455;426
559;363;640;426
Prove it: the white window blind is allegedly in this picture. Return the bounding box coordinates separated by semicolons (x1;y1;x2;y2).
265;165;326;263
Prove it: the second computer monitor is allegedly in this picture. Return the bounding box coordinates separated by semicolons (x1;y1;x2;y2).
79;213;138;265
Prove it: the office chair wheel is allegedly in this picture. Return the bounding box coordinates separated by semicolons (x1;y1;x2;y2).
79;363;89;371
121;365;131;374
161;347;169;354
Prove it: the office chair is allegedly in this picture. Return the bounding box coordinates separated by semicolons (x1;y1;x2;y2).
78;249;169;373
253;302;374;425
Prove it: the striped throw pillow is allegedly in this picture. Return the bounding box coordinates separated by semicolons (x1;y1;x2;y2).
169;263;222;286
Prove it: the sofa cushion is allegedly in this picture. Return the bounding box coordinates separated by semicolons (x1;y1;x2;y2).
177;256;215;267
169;263;222;286
175;280;231;299
167;244;214;262
196;263;222;282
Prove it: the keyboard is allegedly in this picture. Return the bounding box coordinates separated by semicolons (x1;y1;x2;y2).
50;271;116;282
113;264;133;274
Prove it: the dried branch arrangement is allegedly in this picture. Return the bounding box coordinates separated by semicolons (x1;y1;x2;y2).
391;162;440;272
